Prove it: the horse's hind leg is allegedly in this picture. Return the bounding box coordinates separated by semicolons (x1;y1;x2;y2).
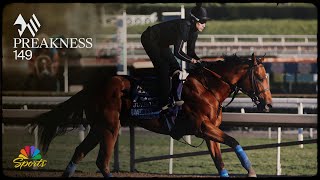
96;125;120;178
205;140;229;177
62;129;100;177
201;120;256;177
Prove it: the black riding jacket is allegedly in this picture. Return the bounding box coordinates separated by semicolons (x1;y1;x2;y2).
147;19;201;62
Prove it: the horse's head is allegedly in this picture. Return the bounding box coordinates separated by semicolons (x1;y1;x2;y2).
237;53;273;112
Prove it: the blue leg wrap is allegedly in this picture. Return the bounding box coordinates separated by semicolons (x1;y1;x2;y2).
101;171;113;178
235;145;251;170
106;173;113;178
219;169;229;177
63;161;77;177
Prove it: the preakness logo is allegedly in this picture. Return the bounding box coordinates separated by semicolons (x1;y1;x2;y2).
13;14;93;60
12;146;47;169
14;14;41;37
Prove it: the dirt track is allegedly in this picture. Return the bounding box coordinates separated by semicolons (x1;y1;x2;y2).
3;169;217;178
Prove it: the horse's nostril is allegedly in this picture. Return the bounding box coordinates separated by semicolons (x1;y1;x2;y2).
266;104;272;109
262;104;272;112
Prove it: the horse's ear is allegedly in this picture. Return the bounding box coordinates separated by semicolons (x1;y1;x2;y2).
259;53;266;63
252;53;257;66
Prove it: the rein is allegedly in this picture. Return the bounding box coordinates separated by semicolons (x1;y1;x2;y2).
201;67;240;109
177;136;205;148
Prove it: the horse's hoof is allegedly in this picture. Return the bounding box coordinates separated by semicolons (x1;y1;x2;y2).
248;168;257;177
248;173;257;178
61;172;73;178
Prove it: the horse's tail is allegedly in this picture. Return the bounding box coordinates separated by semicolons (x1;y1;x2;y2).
28;89;88;154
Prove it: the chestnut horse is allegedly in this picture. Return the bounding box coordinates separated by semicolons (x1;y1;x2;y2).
29;53;272;177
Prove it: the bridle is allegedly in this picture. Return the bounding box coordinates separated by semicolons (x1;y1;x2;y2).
237;62;270;106
199;59;269;109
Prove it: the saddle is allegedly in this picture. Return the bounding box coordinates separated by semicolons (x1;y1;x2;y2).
129;76;183;132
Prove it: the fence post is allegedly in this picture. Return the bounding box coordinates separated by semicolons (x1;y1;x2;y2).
180;5;191;145
169;137;174;174
113;135;120;172
79;125;85;142
268;127;272;139
277;127;281;175
309;128;313;139
23;105;39;150
79;110;86;142
114;127;121;171
33;125;39;170
267;73;271;139
298;103;304;148
34;126;39;150
130;124;135;172
240;108;249;132
64;57;69;93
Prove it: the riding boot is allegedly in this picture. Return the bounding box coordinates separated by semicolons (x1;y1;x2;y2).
170;70;184;106
160;108;176;132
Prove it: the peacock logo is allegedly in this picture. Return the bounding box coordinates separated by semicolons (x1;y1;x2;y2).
13;146;47;169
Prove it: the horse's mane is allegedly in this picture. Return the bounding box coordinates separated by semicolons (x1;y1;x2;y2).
187;54;252;74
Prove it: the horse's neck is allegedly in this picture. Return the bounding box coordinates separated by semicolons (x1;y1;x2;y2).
213;63;248;85
205;63;249;101
192;71;232;104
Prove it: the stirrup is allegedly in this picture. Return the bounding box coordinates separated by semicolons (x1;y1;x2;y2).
174;100;184;106
161;104;170;111
172;69;182;77
161;100;184;111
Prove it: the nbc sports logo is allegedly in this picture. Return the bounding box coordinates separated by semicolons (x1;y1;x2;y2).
12;145;47;169
14;14;41;37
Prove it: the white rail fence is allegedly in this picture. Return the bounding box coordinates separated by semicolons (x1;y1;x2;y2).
100;6;158;27
3;96;317;109
2;96;317;176
94;34;317;59
2;107;317;176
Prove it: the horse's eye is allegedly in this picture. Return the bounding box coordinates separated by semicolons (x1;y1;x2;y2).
257;75;267;81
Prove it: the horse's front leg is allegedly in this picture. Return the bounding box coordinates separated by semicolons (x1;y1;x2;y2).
95;75;124;178
201;120;256;177
95;120;120;178
205;140;229;177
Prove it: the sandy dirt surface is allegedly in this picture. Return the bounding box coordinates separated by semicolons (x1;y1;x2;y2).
3;169;284;178
3;169;217;178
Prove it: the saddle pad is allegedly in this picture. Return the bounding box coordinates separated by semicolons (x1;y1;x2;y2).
130;77;161;119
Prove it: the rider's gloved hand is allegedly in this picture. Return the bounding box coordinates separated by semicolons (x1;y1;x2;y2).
190;59;205;68
190;59;198;64
195;60;205;68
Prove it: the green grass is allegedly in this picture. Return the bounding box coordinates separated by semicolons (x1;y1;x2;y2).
96;19;317;35
2;126;317;176
115;19;317;35
203;19;317;35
